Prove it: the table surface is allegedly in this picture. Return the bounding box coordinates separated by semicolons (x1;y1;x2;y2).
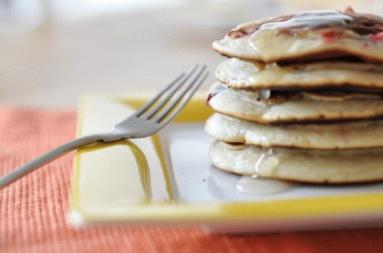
2;2;383;252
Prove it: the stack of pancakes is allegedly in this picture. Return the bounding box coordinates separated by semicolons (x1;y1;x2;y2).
205;8;383;184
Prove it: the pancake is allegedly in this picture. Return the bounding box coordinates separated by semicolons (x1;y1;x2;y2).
205;113;383;149
207;82;383;123
213;9;383;63
210;141;383;184
216;58;383;90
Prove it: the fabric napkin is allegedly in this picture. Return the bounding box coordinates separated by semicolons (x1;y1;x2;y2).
1;106;383;253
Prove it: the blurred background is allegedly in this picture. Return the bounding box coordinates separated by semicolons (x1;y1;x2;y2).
1;0;382;107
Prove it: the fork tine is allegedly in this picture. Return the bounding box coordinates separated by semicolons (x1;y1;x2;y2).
155;66;208;124
135;70;188;117
158;71;208;125
145;65;201;119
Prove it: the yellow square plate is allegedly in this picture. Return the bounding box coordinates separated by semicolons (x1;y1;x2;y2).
70;94;383;233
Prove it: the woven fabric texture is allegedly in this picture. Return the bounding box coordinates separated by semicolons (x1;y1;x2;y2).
1;107;383;253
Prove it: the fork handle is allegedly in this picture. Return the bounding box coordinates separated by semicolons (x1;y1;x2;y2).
0;134;107;189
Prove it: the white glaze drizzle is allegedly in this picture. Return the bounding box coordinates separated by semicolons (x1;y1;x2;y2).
259;10;352;31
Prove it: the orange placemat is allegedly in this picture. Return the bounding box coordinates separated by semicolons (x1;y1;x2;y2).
1;106;383;253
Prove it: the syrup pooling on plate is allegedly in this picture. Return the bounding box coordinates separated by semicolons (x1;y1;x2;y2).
258;10;353;32
235;175;293;195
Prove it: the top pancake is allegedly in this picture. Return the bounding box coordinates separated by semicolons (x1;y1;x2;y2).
213;9;383;63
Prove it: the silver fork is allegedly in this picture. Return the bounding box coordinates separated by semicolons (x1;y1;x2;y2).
0;65;208;188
